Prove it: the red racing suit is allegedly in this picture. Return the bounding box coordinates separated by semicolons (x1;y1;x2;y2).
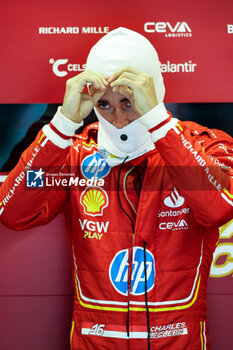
1;106;233;350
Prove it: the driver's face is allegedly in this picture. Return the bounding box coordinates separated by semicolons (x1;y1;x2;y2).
95;87;140;129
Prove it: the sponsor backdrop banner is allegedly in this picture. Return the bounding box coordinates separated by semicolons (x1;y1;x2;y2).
1;0;233;103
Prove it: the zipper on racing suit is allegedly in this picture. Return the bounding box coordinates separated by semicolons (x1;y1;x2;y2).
121;163;151;349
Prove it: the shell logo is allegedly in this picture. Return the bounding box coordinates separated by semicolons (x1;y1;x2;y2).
80;186;109;217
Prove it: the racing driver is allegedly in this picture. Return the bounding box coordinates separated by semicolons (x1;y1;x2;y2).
1;27;233;350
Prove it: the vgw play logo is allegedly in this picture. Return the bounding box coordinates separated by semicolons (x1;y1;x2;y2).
109;247;155;296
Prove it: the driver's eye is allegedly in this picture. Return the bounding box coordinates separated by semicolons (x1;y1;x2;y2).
98;101;110;109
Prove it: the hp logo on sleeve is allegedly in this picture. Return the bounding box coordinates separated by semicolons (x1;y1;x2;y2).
109;247;155;296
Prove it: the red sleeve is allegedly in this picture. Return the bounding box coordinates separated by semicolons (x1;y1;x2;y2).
0;108;83;230
154;120;233;227
0;129;70;230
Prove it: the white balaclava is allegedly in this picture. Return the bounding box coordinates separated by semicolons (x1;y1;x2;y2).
85;27;165;166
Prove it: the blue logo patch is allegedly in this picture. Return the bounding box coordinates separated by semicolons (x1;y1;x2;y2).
109;247;155;296
81;152;110;180
26;169;44;187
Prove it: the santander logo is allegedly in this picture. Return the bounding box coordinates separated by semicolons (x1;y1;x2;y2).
164;187;185;208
